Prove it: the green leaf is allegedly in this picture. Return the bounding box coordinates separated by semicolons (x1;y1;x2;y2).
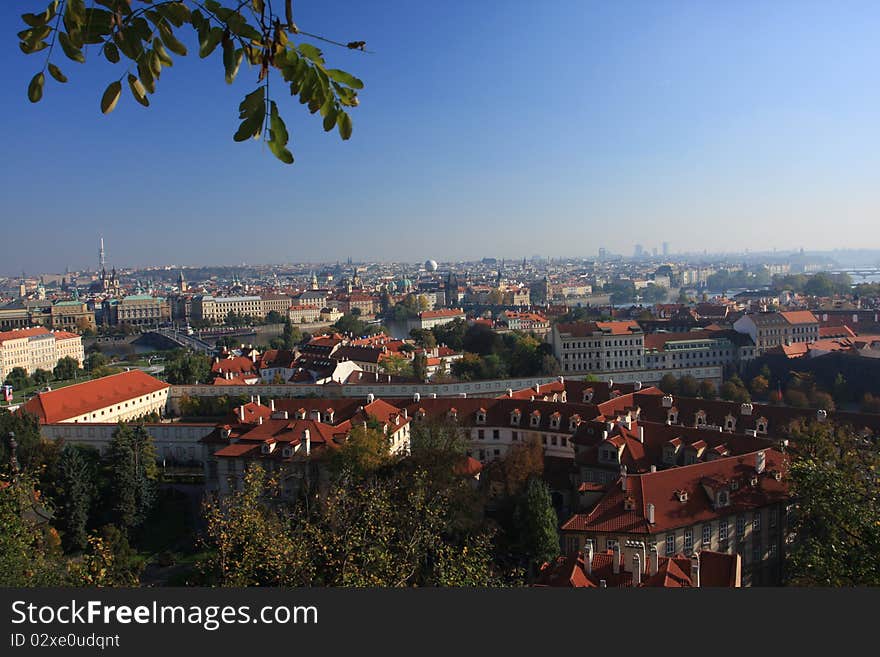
297;43;324;64
58;31;86;63
100;80;122;114
233;88;266;142
322;105;338;132
104;42;120;63
268;101;294;164
27;72;45;103
137;59;156;94
48;63;68;83
149;50;162;77
127;74;149;107
337;111;352;140
159;25;187;56
20;40;50;54
21;13;49;28
223;43;244;84
199;26;223;58
153;39;174;66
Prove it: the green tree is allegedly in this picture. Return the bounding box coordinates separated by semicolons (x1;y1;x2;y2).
282;318;302;349
409;328;437;349
265;310;285;324
832;373;849;405
4;367;31;390
750;375;770;399
658;373;678;394
678;375;700;397
698;379;717;400
105;423;158;530
67;525;143;586
55;445;96;551
331;424;395;478
786;421;880;585
514;477;559;574
412;352;428;381
783;389;809;408
19;0;365;165
380;354;414;377
31;368;52;387
0;473;66;586
84;351;108;372
163;350;211;384
53;356;79;380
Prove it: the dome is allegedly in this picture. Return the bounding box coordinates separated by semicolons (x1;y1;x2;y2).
424;259;438;272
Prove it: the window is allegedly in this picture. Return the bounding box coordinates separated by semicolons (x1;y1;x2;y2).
477;429;484;440
719;519;729;543
551;436;557;446
684;529;693;553
665;533;675;556
752;540;762;564
769;508;777;528
512;431;519;442
492;429;500;440
769;543;777;559
753;511;761;533
702;524;712;546
606;539;619;550
736;515;746;539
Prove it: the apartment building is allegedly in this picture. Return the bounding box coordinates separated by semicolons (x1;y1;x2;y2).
0;327;84;380
643;330;755;372
733;310;819;355
192;295;263;323
551;320;645;374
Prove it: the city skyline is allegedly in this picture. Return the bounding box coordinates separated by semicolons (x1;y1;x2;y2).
3;1;880;271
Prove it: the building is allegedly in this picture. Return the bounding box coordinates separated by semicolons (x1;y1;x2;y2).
0;327;84;381
108;294;171;326
733;311;819;355
500;311;550;334
551;320;645;374
261;294;294;317
192;295;264;323
408;308;466;331
288;305;322;324
643;330;755;373
48;301;95;331
560;449;789;586
19;370;170;424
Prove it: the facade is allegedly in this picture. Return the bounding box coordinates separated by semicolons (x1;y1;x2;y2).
288;305;322;323
501;311;550;334
733;311;819;355
0;327;84;380
192;295;264;323
551;320;645;373
19;370;170;424
408;308;466;331
643;330;755;373
49;301;96;331
560;449;789;586
108;294;171;326
261;294;294;317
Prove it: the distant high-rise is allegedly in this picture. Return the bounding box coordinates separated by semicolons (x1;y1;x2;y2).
99;236;106;271
662;242;669;257
634;244;644;258
598;247;607;261
652;247;658;257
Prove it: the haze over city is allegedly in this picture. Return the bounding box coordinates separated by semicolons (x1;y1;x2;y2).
3;0;880;273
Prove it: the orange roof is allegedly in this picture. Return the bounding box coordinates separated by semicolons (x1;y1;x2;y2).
780;310;818;325
0;326;52;343
53;331;80;340
20;370;170;423
419;309;464;319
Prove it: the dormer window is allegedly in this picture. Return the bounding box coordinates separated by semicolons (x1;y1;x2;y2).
583;390;594;403
724;415;736;431
530;411;541;427
550;413;561;429
717;490;730;508
560;391;567;403
569;415;580;431
510;410;521;426
476;409;487;424
730;480;739;491
667;409;678;424
417;408;427;420
623;495;636;511
282;446;293;458
695;411;707;427
675;490;688;503
755;418;768;434
296;408;306;420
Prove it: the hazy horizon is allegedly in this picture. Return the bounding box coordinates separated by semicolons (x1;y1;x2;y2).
3;1;880;273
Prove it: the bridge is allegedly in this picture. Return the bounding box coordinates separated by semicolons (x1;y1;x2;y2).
828;268;880;280
148;328;217;355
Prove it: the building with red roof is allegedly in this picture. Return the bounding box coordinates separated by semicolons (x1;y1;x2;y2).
19;370;170;424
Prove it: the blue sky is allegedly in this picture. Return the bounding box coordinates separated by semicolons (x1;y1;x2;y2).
2;0;879;273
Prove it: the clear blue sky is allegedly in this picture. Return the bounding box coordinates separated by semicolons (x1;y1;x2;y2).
2;0;879;274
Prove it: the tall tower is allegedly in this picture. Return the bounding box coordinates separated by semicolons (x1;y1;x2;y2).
178;270;188;293
99;236;106;272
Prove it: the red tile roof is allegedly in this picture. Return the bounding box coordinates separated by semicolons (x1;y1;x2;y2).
20;370;169;423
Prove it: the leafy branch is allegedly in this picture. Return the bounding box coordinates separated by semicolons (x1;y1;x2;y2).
18;0;367;164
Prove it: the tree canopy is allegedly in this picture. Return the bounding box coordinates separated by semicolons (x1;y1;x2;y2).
19;0;365;164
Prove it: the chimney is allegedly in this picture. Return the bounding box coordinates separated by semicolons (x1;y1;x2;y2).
534;383;541;394
413;392;420;402
650;465;656;473
599;579;607;588
239;406;245;422
620;465;627;490
256;395;261;406
258;416;263;425
612;544;621;574
583;539;594;575
755;450;766;474
507;388;513;397
282;411;289;420
367;393;375;404
646;503;655;524
690;553;700;587
638;426;644;443
649;546;659;576
270;399;275;411
402;408;408;419
633;554;642;586
608;378;614;389
303;429;311;455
